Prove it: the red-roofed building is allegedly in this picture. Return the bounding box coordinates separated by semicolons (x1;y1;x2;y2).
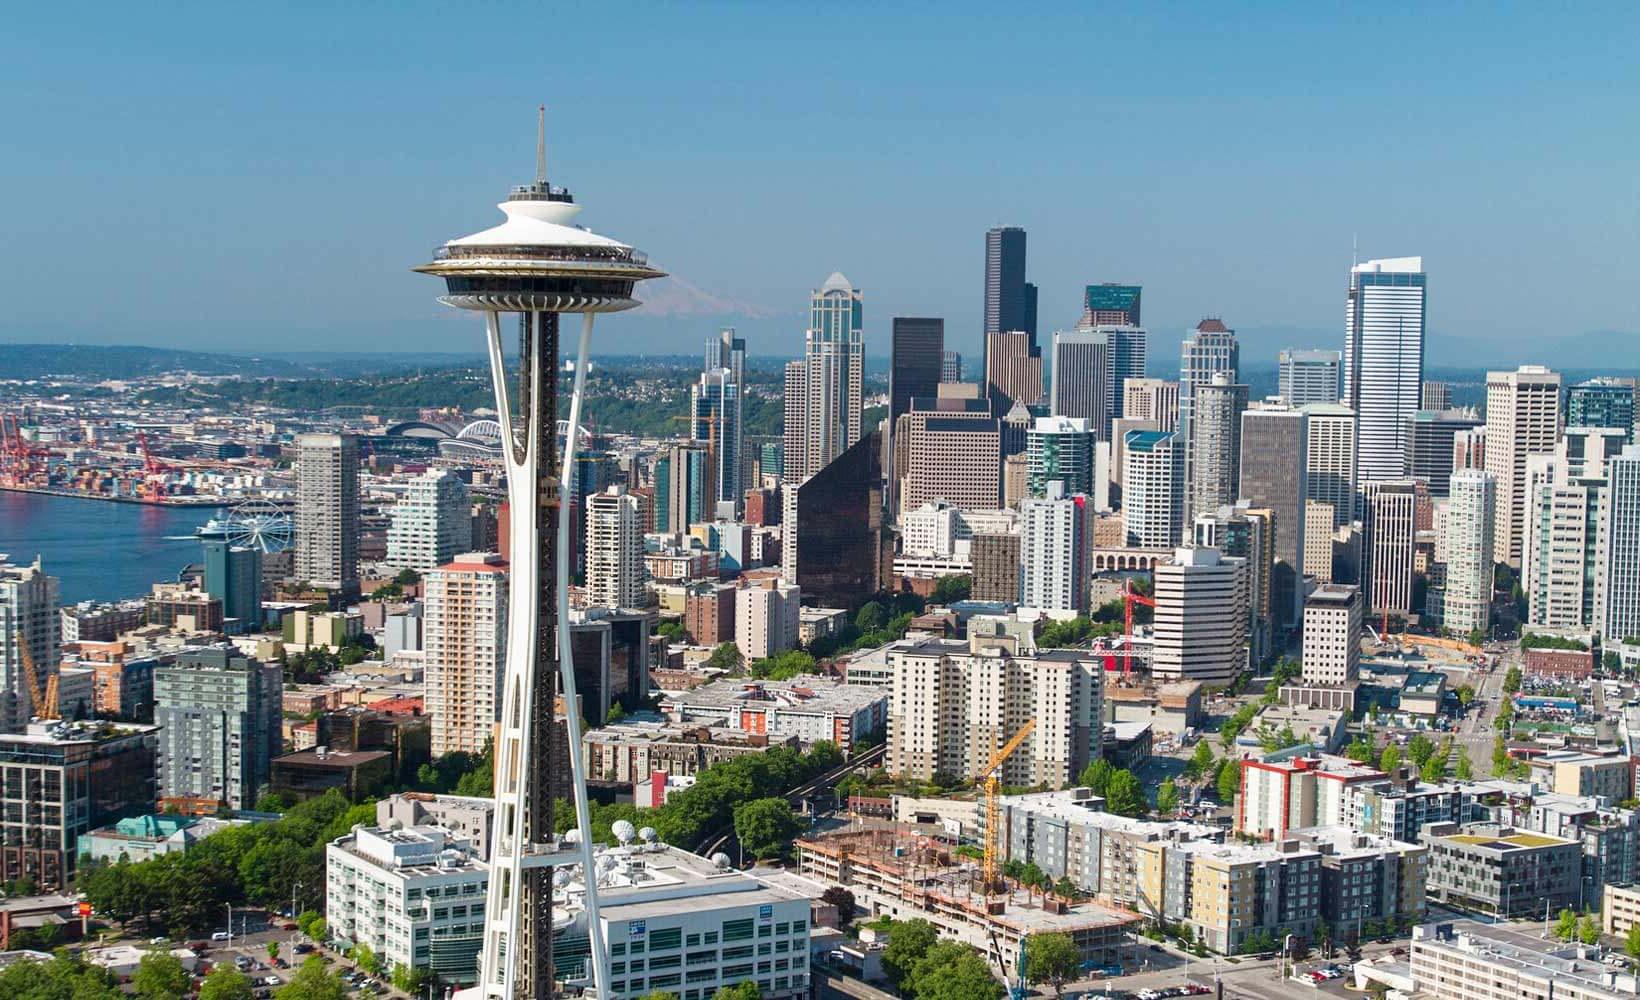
1237;753;1385;840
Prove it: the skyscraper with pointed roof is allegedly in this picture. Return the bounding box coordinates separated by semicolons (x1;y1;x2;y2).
783;273;863;483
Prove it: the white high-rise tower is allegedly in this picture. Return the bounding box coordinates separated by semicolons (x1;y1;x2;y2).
414;110;665;1000
1344;257;1426;481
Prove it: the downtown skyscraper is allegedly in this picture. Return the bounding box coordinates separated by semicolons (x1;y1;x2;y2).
690;365;740;506
1486;364;1563;568
1179;319;1240;529
703;327;746;498
1049;327;1113;440
984;226;1035;347
1344;256;1426;481
783;272;863;483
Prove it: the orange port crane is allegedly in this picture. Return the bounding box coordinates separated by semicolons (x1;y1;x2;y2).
980;718;1036;893
12;630;58;721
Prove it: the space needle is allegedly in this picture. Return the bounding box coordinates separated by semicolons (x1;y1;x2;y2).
415;109;664;999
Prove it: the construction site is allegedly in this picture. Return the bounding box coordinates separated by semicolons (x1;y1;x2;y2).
795;825;1141;976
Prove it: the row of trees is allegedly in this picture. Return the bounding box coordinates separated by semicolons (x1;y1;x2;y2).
79;789;374;938
537;740;844;854
0;950;352;1000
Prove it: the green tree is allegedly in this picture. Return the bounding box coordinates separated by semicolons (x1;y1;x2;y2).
1216;759;1242;802
391;964;428;995
911;942;1002;1000
1503;665;1522;694
1025;932;1081;998
930;575;972;605
713;983;761;1000
706;642;743;673
1407;734;1435;765
1220;704;1258;742
1104;769;1146;817
1379;744;1402;773
1345;735;1376;763
275;957;349;1000
1554;907;1578;941
133;952;191;1000
353;943;383;977
639;992;681;1000
0;954;123;1000
882;919;938;990
1626;922;1640;959
1579;914;1602;945
1053;876;1076;900
1077;759;1115;795
821;886;857;924
1185;740;1215;780
1456;685;1476;707
1156;778;1180;816
733;797;801;861
855;602;888;633
1420;753;1447;783
1455;755;1474;780
308;917;328;942
200;967;255;1000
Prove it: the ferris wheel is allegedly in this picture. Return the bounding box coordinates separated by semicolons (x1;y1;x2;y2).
217;497;294;553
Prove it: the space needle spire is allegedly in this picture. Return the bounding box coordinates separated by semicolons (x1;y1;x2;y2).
415;111;664;1000
535;104;547;185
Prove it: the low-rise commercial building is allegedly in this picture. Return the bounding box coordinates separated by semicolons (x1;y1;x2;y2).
1421;822;1581;918
271;747;394;802
1603;883;1640;939
1102;681;1203;735
1411;920;1639;1000
79;813;253;864
659;678;885;753
583;720;801;786
1526;751;1633;803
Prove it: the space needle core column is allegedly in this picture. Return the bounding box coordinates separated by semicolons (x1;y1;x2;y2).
415;109;664;999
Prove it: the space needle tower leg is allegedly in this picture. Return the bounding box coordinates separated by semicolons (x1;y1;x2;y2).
558;311;610;998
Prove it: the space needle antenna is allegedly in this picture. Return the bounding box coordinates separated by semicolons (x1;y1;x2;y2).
536;105;547;185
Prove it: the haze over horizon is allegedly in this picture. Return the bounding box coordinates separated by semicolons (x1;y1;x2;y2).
3;3;1637;369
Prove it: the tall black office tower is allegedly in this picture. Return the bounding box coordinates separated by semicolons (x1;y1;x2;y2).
890;318;945;427
985;226;1032;348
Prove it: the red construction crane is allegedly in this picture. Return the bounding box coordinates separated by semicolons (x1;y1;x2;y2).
1121;581;1155;678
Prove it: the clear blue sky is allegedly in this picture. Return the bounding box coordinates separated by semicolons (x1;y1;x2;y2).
3;3;1637;368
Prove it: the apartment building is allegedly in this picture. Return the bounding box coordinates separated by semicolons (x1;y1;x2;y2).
1422;822;1580;918
326;824;487;983
422;553;507;757
1170;839;1322;955
886;628;1102;787
1237;753;1386;840
997;789;1220;920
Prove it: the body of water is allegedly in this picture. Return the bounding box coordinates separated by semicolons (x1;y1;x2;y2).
0;491;223;604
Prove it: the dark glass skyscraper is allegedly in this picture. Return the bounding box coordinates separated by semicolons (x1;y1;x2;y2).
984;226;1032;346
890;317;945;426
785;429;884;609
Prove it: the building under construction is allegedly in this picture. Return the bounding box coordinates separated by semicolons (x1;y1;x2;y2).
796;827;1140;975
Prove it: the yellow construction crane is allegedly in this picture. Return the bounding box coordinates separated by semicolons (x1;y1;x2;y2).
13;630;58;721
980;718;1036;893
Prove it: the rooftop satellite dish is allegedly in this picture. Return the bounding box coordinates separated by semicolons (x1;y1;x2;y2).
638;826;658;843
711;852;732;869
611;820;637;845
563;829;581;845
